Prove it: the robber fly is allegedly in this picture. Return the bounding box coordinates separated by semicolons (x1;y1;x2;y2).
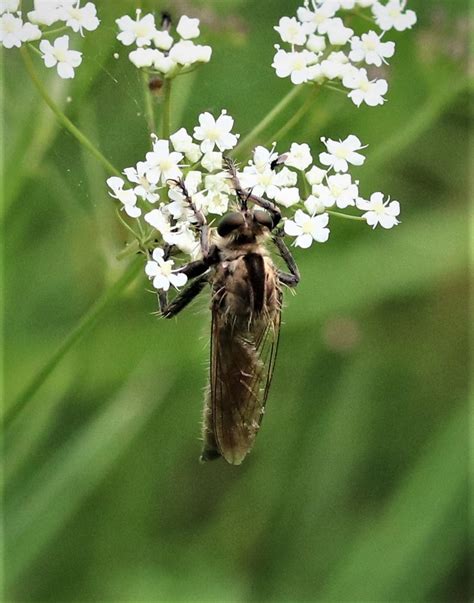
160;157;300;465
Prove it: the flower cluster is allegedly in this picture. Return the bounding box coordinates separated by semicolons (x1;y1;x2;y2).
116;10;212;76
0;0;99;78
272;0;416;107
106;110;399;292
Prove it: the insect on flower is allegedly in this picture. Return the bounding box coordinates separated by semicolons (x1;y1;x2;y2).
159;158;300;465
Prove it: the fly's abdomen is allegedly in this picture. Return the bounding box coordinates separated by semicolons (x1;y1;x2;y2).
201;251;281;465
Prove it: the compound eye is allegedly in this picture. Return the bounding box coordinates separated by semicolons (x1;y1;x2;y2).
217;212;245;237
253;210;273;230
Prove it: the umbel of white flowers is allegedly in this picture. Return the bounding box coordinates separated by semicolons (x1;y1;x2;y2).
0;0;100;78
107;110;401;292
116;10;212;76
272;0;416;107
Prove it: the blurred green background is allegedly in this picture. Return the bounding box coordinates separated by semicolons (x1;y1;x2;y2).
3;0;472;601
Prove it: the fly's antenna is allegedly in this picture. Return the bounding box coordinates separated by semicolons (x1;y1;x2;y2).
223;155;248;210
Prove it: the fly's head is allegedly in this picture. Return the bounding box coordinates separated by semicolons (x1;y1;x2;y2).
217;209;273;246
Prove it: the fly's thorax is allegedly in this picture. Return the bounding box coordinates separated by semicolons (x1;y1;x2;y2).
211;249;280;323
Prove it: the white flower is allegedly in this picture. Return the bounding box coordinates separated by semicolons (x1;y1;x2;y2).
201;151;223;172
183;170;203;195
128;47;158;68
169;40;212;65
284;210;330;247
153;52;176;74
39;35;82;79
193;111;239;153
144;208;174;238
0;13;41;48
336;0;357;8
106;176;140;218
204;173;231;196
0;0;19;14
306;165;326;185
184;144;202;163
357;192;400;229
306;33;326;53
277;167;298;187
319;135;366;173
145;248;188;291
116;11;156;47
153;29;173;50
274;16;306;46
320;51;349;79
170;127;194;153
357;0;378;6
284;143;313;171
58;2;99;35
145;139;183;185
252;145;278;171
272;48;318;85
349;31;395;67
239;165;281;200
274;187;300;208
123;161;159;203
167;224;200;257
202;191;229;215
22;21;42;41
342;67;388;107
304;194;326;215
372;0;417;32
296;4;338;35
320;17;354;46
193;44;212;63
28;0;62;26
176;15;200;40
313;174;358;208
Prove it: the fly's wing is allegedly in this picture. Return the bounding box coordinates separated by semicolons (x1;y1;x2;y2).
208;302;281;465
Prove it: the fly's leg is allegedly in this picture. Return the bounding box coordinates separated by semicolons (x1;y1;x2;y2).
158;182;221;317
157;246;220;318
168;178;211;258
159;273;210;318
272;232;300;287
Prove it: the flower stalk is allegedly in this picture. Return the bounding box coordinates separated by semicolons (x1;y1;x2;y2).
161;78;172;139
4;258;142;430
234;84;306;158
20;46;122;178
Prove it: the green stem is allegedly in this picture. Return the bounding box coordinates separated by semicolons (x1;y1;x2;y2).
141;70;156;134
20;46;122;178
41;25;69;36
234;85;306;157
327;210;364;221
265;87;320;146
324;83;347;96
161;78;172;138
350;9;377;24
3;258;142;430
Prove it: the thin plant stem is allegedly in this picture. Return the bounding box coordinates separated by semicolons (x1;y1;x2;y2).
350;9;376;24
265;87;320;146
20;46;122;178
161;78;172;138
234;85;306;157
141;70;156;134
41;25;68;36
324;83;347;96
4;258;143;430
327;210;364;221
